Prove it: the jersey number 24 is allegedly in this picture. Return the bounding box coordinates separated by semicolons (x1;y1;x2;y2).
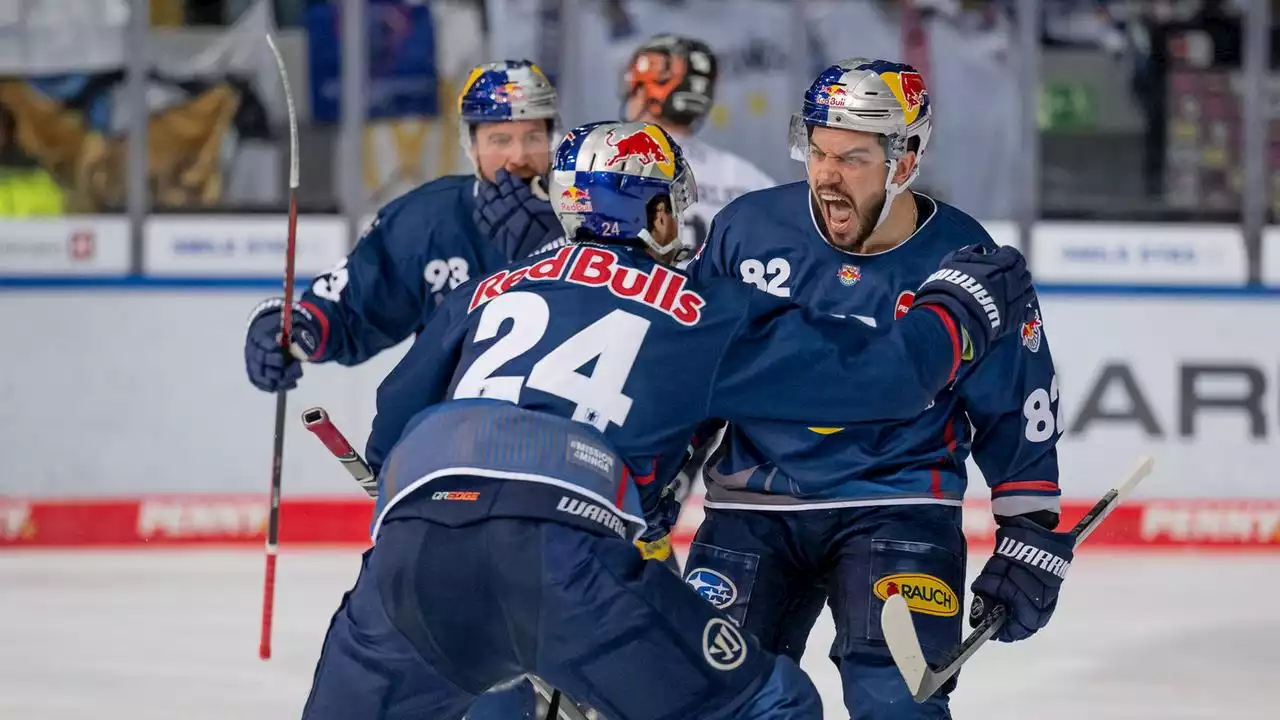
453;291;650;432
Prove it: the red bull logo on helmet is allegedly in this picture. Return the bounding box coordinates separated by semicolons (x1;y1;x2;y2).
559;185;592;213
493;81;525;102
816;84;849;108
879;70;928;125
605;126;676;178
1021;309;1043;353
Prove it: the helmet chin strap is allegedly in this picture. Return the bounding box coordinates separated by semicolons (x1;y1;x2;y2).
873;158;905;233
639;227;680;257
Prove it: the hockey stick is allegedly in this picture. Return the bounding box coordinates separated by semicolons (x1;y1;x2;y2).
301;408;377;496
528;675;589;720
258;32;301;662
881;455;1155;702
299;409;587;720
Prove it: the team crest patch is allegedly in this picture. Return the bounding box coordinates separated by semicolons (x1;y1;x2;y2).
894;290;915;320
685;568;738;609
702;618;747;671
873;573;959;618
1021;309;1044;353
837;264;861;286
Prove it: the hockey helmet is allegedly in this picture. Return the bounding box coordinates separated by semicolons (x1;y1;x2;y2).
621;35;718;128
789;58;933;234
549;121;697;258
457;59;559;151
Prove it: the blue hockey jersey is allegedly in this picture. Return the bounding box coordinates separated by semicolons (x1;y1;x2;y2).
364;243;970;540
299;175;537;365
688;183;1061;519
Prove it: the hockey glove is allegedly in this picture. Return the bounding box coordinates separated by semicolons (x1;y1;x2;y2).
474;168;565;261
913;244;1034;362
244;298;324;393
970;515;1075;643
635;458;688;576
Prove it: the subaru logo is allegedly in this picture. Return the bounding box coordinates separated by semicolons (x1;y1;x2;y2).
685;568;738;609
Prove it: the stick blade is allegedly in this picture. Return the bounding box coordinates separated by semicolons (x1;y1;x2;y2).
880;594;929;696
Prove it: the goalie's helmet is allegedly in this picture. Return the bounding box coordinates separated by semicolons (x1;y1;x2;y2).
621;35;718;128
788;58;933;235
457;59;558;149
549;121;697;258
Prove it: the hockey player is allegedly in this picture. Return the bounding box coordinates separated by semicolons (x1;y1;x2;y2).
243;59;566;393
682;59;1070;719
620;34;776;263
243;59;559;719
300;120;1037;720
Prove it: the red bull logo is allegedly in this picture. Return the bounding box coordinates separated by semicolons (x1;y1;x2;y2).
837;264;861;286
493;81;524;102
559;185;592;213
605;127;676;178
1021;309;1043;353
879;71;928;125
816;84;849;108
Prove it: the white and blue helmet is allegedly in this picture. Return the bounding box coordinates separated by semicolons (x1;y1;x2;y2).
549;121;697;258
789;58;933;234
457;59;559;153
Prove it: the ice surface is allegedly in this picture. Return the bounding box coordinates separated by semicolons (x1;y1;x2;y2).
1;550;1275;719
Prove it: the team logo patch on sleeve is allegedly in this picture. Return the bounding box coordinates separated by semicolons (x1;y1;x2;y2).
873;573;959;617
1021;309;1044;353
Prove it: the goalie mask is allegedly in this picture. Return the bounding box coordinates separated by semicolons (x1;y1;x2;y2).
548;121;697;259
621;35;718;129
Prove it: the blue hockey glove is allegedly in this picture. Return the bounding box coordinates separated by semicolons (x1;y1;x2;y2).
244;298;324;393
913;244;1034;362
636;477;685;576
970;515;1075;643
635;446;691;576
474;168;565;261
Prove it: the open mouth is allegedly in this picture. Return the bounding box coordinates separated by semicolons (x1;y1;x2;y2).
818;190;856;236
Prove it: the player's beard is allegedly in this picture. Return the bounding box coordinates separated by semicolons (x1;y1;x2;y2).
810;186;885;253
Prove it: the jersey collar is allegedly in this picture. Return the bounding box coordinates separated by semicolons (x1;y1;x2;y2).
807;190;938;258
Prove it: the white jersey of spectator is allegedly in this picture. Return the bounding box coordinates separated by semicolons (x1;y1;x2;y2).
672;132;777;262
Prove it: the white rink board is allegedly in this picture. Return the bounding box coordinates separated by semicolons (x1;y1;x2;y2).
1;290;1277;499
0;549;1275;719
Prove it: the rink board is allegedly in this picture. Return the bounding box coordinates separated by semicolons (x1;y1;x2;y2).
3;495;1279;549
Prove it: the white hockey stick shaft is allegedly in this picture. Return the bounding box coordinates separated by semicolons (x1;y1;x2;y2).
882;455;1155;702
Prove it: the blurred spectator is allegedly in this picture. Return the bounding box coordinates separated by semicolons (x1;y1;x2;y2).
0;103;66;216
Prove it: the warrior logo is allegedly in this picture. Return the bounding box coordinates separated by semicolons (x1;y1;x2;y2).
702;618;747;671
